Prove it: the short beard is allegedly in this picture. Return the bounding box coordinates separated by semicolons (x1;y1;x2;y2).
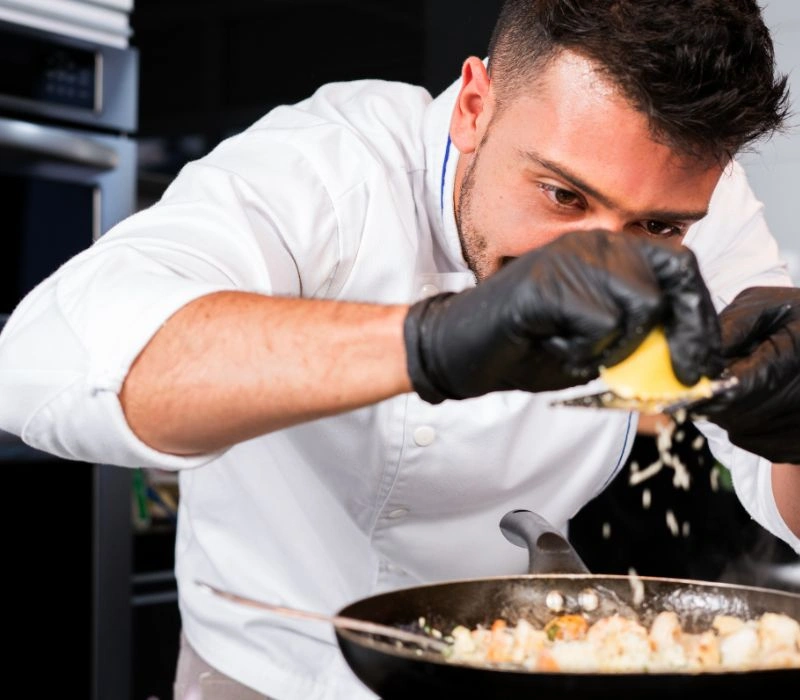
455;150;492;282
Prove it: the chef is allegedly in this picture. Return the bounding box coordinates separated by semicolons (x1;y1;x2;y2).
0;1;798;698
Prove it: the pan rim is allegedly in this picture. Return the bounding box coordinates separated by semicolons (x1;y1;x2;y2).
339;572;800;605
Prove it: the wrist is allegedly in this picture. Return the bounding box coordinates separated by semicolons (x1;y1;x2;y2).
771;462;800;538
403;294;453;404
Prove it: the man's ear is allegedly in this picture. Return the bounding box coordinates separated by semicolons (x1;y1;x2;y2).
450;57;492;154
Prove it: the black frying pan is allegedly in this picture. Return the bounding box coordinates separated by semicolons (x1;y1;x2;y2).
335;509;800;699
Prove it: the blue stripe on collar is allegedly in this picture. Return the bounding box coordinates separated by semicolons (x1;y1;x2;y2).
440;135;452;216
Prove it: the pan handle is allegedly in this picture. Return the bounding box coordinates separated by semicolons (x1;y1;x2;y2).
500;509;590;575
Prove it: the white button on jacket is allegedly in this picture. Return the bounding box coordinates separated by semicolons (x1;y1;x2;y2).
413;425;436;446
387;508;410;519
0;76;796;700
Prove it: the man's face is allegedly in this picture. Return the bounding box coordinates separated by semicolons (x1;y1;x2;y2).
450;52;725;281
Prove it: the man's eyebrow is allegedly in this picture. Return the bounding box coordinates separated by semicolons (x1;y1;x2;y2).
521;150;709;221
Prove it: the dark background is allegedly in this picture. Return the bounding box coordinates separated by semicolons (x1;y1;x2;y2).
132;0;504;206
126;1;798;697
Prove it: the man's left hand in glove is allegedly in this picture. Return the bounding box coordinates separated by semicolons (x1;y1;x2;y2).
698;285;800;464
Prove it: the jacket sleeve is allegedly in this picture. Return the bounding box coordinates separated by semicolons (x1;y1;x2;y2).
0;130;342;469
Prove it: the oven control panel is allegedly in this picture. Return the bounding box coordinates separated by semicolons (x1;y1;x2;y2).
0;19;137;132
0;30;96;110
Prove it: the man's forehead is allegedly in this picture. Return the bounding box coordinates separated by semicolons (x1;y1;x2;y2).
506;50;623;109
492;57;724;218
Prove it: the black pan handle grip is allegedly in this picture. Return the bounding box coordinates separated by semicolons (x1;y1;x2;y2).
500;509;591;575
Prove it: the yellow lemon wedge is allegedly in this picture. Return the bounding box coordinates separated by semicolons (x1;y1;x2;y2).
599;327;713;401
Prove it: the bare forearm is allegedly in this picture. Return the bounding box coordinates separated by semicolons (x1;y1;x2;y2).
772;463;800;538
119;291;412;455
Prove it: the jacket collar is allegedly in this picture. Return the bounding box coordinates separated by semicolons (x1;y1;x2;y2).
422;76;473;276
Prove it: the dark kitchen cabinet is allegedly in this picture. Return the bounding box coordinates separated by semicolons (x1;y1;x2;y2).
0;16;140;700
0;451;131;699
131;0;503;189
130;519;180;700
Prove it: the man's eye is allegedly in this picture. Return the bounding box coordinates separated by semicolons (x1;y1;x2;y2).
642;220;682;238
539;183;582;208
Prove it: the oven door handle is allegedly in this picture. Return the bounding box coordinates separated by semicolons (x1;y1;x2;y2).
0;116;119;170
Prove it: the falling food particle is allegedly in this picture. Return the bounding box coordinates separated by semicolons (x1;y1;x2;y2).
629;459;663;486
682;521;691;538
656;421;676;464
675;430;684;443
666;509;679;537
691;435;705;451
650;415;691;490
642;488;651;509
710;465;720;492
670;454;691;491
628;567;645;606
602;522;612;539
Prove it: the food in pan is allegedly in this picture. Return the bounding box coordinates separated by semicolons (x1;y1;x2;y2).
599;326;714;403
444;610;800;672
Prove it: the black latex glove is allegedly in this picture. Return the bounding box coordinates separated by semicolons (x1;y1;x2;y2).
404;228;722;403
695;286;800;463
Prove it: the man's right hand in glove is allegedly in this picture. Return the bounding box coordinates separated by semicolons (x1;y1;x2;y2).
119;228;721;455
404;228;722;403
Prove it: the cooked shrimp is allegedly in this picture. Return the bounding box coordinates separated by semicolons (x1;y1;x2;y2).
649;611;682;649
547;640;598;671
718;623;760;669
508;619;547;665
486;619;513;662
713;614;745;636
649;611;688;668
757;612;800;654
680;630;720;669
586;615;651;671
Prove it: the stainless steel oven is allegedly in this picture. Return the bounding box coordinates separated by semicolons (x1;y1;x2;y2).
0;18;137;327
0;18;138;700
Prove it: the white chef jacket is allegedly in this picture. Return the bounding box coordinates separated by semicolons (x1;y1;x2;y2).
0;75;798;699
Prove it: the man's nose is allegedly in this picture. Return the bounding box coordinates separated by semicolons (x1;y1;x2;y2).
577;212;627;233
548;217;626;242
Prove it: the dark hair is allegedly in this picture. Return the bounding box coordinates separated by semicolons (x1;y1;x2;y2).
486;0;790;162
